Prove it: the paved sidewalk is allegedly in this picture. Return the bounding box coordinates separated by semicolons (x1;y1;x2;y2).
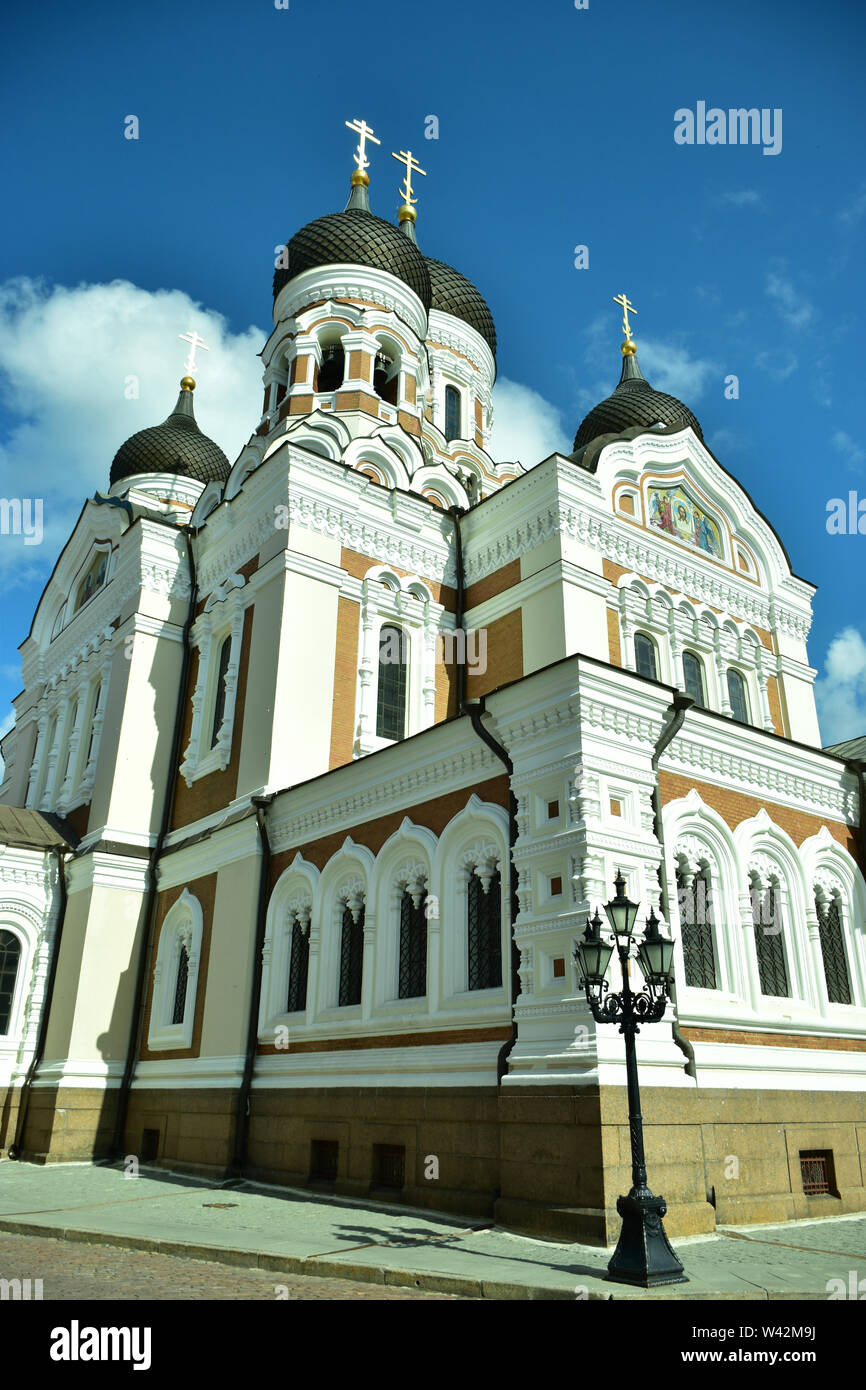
0;1160;864;1300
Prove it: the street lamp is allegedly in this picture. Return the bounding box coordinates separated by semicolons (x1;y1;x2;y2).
574;870;687;1288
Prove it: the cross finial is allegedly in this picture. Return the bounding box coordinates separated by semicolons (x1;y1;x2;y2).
391;148;427;215
345;118;380;175
612;292;637;348
178;329;209;375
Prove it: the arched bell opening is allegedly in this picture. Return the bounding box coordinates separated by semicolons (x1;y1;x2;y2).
316;342;345;393
374;350;399;405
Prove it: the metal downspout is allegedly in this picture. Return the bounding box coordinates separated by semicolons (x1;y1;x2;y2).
8;845;69;1160
110;527;198;1158
651;693;695;1080
228;793;275;1181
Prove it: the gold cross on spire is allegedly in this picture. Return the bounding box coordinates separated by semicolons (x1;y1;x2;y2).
391;148;427;214
613;292;637;343
345;118;380;175
178;329;209;376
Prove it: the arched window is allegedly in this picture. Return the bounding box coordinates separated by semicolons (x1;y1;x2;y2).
468;867;502;990
171;943;190;1025
444;385;462;442
815;893;852;1005
287;912;310;1013
727;669;749;723
374;350;399;404
634;632;658;681
682;651;706;707
317;343;345;393
0;931;22;1035
85;683;101;764
398;887;427;998
338;901;364;1006
61;700;78;784
750;880;789;997
376;625;408;741
675;866;719;989
210;636;232;748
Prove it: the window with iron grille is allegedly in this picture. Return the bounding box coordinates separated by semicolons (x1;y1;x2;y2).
799;1150;836;1196
398;889;427;998
751;883;789;997
171;943;190;1025
310;1139;339;1182
727;668;750;723
372;1143;405;1189
468;868;502;990
815;896;852;1005
376;625;408;741
0;930;22;1035
287;916;310;1013
634;632;658;681
210;635;232;748
682;650;706;707
338;902;364;1006
675;868;719;989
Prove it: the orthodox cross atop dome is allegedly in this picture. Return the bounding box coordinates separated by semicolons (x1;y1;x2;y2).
612;292;638;356
178;329;209;379
345;118;380;186
392;148;426;224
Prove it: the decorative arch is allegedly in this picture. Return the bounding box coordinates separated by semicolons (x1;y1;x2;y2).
316;839;375;1014
663;790;742;999
433;795;509;1003
259;854;320;1035
372;819;437;1008
800;827;866;1009
148;889;204;1051
734;811;811;1008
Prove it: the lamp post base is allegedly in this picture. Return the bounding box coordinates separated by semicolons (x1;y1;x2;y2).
605;1190;688;1288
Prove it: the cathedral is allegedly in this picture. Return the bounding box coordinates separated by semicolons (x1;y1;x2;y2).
1;122;864;1244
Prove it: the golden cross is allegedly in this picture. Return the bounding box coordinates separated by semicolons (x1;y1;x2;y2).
612;292;637;342
391;148;427;207
178;329;209;374
345;118;380;173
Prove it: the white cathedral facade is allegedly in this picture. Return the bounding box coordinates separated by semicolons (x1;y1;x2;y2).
1;132;865;1242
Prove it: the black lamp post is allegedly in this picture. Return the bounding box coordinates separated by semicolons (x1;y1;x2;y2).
574;871;687;1287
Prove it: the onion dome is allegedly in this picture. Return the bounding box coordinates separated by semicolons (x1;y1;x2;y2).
426;257;497;356
109;378;230;487
573;346;703;452
273;172;431;310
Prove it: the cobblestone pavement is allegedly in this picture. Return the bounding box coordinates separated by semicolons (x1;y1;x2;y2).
0;1231;466;1300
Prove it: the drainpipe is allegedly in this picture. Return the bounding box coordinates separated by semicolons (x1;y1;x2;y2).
651;692;696;1080
110;527;198;1158
228;793;275;1180
8;845;69;1160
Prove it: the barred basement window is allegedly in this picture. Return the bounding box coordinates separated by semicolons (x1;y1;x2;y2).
675;868;719;989
376;625;408;740
372;1143;405;1190
287;915;310;1013
682;650;706;708
398;888;427;998
751;883;789;997
0;930;22;1034
210;635;232;748
468;867;502;990
815;895;852;1005
727;668;750;723
799;1150;837;1196
634;632;658;681
338;902;364;1007
171;943;190;1025
309;1139;338;1182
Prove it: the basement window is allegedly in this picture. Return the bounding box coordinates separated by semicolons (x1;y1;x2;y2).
799;1150;837;1197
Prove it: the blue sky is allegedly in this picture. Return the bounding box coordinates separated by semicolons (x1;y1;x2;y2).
1;0;864;744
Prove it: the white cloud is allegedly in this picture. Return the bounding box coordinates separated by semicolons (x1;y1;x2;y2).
491;377;571;467
718;190;761;207
765;272;815;329
815;627;866;745
636;339;715;403
754;349;798;381
832;429;866;472
0;277;265;580
838;186;866;226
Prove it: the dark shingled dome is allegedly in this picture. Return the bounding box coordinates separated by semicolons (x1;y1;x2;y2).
273;207;432;310
426;256;497;356
110;384;230;487
574;351;703;452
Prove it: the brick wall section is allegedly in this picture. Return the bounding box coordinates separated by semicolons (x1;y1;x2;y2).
682;1026;866;1051
464;559;521;610
466;609;523;700
258;1025;512;1057
659;769;860;864
329;596;360;769
139;872;217;1062
607;609;622;667
766;674;786;737
171;604;254;829
268;774;510;884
